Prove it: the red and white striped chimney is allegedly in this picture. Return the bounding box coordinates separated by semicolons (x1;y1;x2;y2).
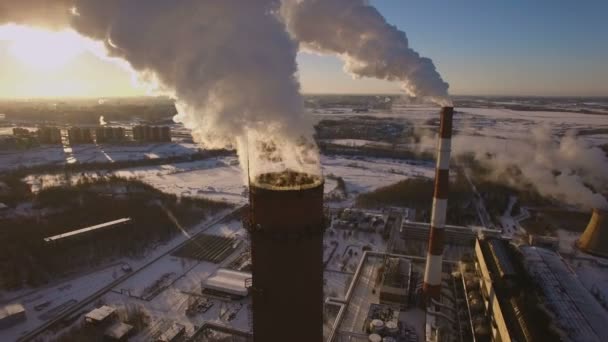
423;106;453;302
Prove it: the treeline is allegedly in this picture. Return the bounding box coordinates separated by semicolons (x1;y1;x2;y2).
0;176;231;290
318;142;434;162
355;175;477;225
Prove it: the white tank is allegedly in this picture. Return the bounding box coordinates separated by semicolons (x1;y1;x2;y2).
369;334;382;342
385;321;398;335
370;319;384;333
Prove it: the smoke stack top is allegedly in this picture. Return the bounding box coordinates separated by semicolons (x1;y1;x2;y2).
253;170;323;190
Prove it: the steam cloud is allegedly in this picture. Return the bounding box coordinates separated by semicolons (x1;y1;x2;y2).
417;126;608;210
0;0;451;180
281;0;451;105
0;0;320;179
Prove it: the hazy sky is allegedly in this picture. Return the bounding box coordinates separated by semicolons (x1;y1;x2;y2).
1;0;607;98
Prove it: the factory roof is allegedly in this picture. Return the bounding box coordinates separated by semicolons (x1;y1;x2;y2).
85;305;116;322
520;246;608;341
0;303;25;320
44;217;131;242
203;269;251;297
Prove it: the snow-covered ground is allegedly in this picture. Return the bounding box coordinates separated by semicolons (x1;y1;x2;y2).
0;142;201;172
24;155;436;206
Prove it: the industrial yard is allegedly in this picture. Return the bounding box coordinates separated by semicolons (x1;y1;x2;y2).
0;98;607;342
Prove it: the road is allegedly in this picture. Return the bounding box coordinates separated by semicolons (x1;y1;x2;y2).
19;206;243;342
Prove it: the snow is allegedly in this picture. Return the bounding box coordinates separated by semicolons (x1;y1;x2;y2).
0;142;201;172
520;246;608;342
0;209;233;342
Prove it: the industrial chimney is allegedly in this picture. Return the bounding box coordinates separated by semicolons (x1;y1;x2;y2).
577;208;608;258
423;107;454;302
247;171;325;342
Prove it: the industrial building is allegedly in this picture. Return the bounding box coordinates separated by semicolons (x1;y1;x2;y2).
458;236;608;342
96;126;126;143
246;171;325;342
12;127;33;136
84;305;116;325
519;245;608;342
43;218;131;245
36;126;62;144
0;303;26;330
132;125;171;142
379;257;412;309
67;126;94;144
577;208;608;258
203;269;251;298
400;221;501;247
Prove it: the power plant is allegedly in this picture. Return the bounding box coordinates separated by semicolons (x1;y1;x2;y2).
423;106;453;302
247;171;325;342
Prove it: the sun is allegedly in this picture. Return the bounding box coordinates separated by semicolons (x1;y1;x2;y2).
1;25;89;71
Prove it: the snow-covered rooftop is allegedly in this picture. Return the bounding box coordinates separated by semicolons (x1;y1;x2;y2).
43;217;131;242
203;269;251;297
0;303;25;320
520;246;608;342
84;305;115;323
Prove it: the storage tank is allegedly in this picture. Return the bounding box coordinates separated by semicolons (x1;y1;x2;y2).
368;334;382;342
248;171;324;342
385;321;398;335
370;319;384;333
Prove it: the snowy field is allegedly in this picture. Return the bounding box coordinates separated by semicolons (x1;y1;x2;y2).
314;105;608;148
0;142;201;172
24;155;436;206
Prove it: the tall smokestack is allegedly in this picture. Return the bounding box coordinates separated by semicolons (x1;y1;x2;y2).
247;171;324;342
423;107;454;301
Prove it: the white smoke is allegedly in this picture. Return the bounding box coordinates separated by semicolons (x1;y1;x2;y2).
0;0;319;179
280;0;451;105
416;126;608;210
99;115;106;126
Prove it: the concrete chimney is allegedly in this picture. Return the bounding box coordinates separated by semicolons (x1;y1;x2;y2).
577;208;608;258
247;171;325;342
423;106;453;301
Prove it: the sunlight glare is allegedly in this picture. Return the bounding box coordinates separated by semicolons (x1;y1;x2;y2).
0;25;90;71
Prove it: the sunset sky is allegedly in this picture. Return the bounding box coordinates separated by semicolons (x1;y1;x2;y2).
0;0;607;98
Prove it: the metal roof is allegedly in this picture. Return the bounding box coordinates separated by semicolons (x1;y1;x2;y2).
520;246;608;342
44;218;131;242
0;303;25;320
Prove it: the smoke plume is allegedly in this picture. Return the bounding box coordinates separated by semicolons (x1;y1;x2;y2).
416;126;608;210
280;0;450;105
99;115;106;126
0;0;319;179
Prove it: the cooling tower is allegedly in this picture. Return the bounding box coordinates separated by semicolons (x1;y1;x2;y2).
577;208;608;258
423;107;454;302
248;171;324;342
